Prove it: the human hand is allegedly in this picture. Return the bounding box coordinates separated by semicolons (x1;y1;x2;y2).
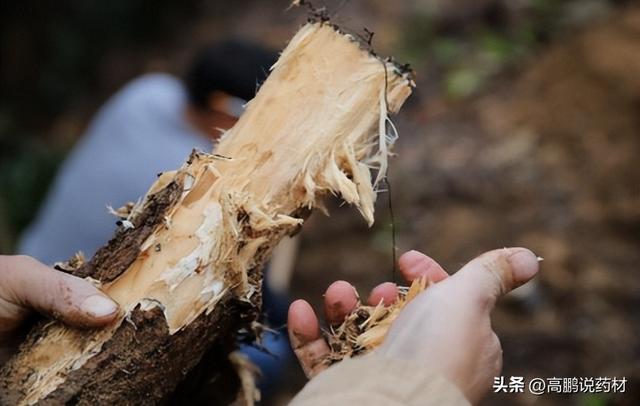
287;247;540;403
0;255;119;364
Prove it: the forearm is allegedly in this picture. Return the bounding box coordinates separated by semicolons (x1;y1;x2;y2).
291;352;470;406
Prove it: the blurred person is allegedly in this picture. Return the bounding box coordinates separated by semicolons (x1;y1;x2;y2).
19;40;275;263
0;246;540;404
16;40;291;394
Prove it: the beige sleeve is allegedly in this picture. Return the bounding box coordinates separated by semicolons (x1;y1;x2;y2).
290;353;471;406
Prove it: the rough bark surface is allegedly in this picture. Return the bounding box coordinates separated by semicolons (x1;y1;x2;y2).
71;180;183;282
0;21;414;405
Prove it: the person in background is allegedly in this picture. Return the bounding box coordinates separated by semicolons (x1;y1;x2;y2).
17;40;291;394
19;40;275;263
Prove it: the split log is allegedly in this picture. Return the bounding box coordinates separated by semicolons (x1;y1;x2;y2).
0;21;413;405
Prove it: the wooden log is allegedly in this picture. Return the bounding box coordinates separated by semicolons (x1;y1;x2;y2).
0;21;413;405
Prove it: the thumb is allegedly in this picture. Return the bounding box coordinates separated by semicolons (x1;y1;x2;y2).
0;255;119;328
450;248;540;311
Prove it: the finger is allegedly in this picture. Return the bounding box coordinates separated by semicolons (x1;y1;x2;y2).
367;282;398;306
398;250;449;283
323;280;359;326
450;247;540;310
0;255;119;328
287;299;330;378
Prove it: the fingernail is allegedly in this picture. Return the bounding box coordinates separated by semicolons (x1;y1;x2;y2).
509;249;540;282
81;295;118;318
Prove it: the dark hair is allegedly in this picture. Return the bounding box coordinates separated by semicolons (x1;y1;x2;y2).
184;40;278;109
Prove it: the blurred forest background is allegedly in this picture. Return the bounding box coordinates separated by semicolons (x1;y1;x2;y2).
1;0;638;405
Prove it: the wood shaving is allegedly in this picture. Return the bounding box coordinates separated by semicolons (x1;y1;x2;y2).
324;277;429;364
